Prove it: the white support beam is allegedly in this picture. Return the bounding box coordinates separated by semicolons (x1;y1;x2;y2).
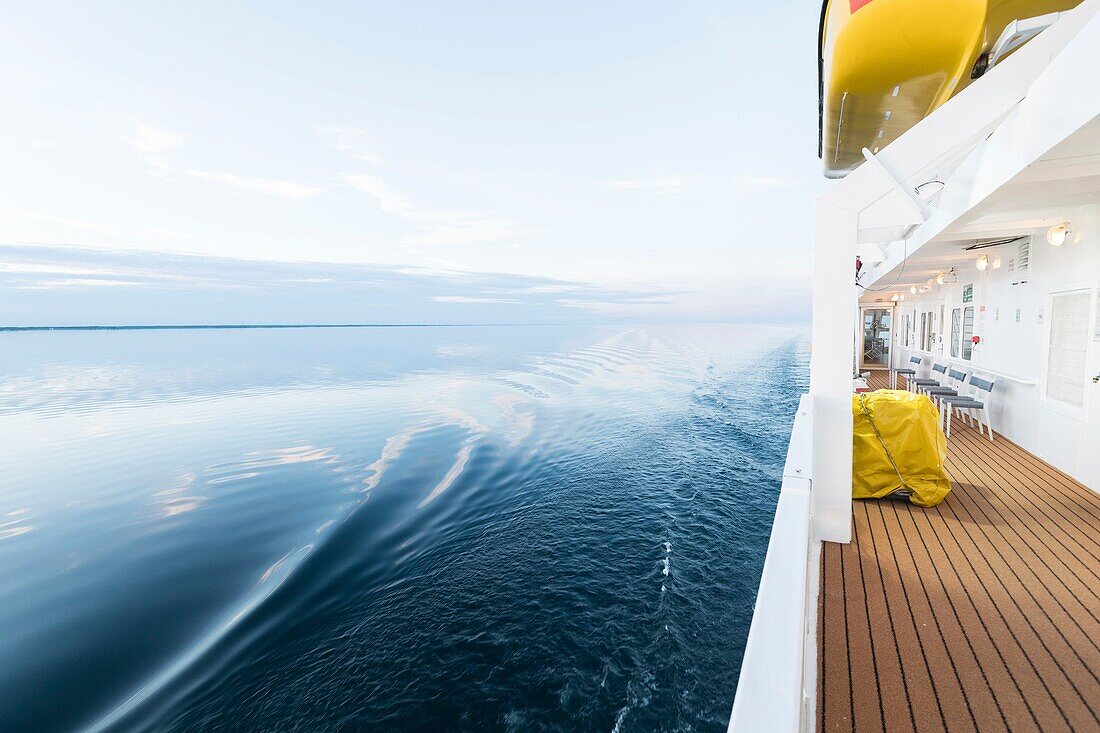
810;201;855;544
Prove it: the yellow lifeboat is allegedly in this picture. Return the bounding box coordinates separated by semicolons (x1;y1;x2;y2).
819;0;1082;177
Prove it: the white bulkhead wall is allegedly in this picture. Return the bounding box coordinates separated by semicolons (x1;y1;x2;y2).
890;206;1100;487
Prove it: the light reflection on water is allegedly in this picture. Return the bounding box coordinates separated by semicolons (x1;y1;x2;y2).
0;324;807;732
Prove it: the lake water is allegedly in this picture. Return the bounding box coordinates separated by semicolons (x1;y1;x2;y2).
0;324;807;732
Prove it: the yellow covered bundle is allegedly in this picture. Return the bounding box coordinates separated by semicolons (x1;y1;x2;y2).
852;390;950;507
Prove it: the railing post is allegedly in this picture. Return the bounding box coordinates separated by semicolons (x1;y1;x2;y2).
810;199;855;543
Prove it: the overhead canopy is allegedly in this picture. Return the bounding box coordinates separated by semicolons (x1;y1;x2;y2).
860;117;1100;298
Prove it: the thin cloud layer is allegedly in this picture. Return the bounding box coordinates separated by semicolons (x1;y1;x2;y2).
124;123;186;154
0;245;685;327
318;126;383;164
185;170;323;200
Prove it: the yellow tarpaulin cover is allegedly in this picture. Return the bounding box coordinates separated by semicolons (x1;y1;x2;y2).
852;389;951;507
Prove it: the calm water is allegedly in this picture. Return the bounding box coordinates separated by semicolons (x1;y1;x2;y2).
0;324;807;732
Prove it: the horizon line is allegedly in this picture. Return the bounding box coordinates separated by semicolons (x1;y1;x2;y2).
0;323;569;333
0;319;810;333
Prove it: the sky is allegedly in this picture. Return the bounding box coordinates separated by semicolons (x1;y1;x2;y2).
0;1;824;326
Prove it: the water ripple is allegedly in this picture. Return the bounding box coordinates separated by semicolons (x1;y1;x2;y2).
0;324;809;733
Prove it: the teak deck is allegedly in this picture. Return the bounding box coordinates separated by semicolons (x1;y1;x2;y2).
818;372;1100;732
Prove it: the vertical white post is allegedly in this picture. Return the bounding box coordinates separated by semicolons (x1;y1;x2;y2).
811;200;855;543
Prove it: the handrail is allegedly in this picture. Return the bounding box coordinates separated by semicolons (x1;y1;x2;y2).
935;357;1037;386
728;395;815;733
894;348;1037;385
961;364;1037;386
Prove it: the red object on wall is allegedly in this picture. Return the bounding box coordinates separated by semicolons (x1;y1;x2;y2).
971;336;981;344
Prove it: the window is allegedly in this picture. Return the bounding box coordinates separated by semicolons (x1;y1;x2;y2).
939;304;945;349
921;310;934;352
950;308;961;358
961;306;975;360
902;314;911;347
1045;289;1091;409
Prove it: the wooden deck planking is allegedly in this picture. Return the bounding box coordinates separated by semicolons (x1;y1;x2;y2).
819;372;1100;732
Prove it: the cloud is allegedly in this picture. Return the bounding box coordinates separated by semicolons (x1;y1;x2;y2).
523;284;587;293
340;173;412;213
606;174;805;198
405;212;526;249
341;173;525;248
0;244;679;327
315;124;527;249
726;175;801;191
125;123;186;154
606;177;692;197
318;126;382;164
184;170;323;199
15;277;144;290
0;245;811;326
432;296;522;304
122;125;320;200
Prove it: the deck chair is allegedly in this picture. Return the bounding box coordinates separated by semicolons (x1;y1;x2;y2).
926;367;968;405
911;363;948;394
939;375;995;441
892;356;922;390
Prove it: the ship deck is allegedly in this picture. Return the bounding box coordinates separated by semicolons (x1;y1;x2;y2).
817;372;1100;732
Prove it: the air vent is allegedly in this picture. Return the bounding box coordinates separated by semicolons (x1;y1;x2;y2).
1010;237;1031;285
964;235;1026;251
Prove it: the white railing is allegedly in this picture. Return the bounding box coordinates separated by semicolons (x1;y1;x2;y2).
894;347;1037;386
727;394;817;733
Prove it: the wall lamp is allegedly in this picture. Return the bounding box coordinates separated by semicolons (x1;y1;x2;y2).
1047;222;1070;246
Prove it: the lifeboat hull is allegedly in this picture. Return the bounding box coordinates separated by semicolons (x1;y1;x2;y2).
820;0;1082;177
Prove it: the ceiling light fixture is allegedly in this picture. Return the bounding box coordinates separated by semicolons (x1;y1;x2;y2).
1047;222;1069;246
910;285;918;294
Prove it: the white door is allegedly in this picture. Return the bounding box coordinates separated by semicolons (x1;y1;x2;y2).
860;307;892;371
1044;287;1100;489
1083;293;1100;491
